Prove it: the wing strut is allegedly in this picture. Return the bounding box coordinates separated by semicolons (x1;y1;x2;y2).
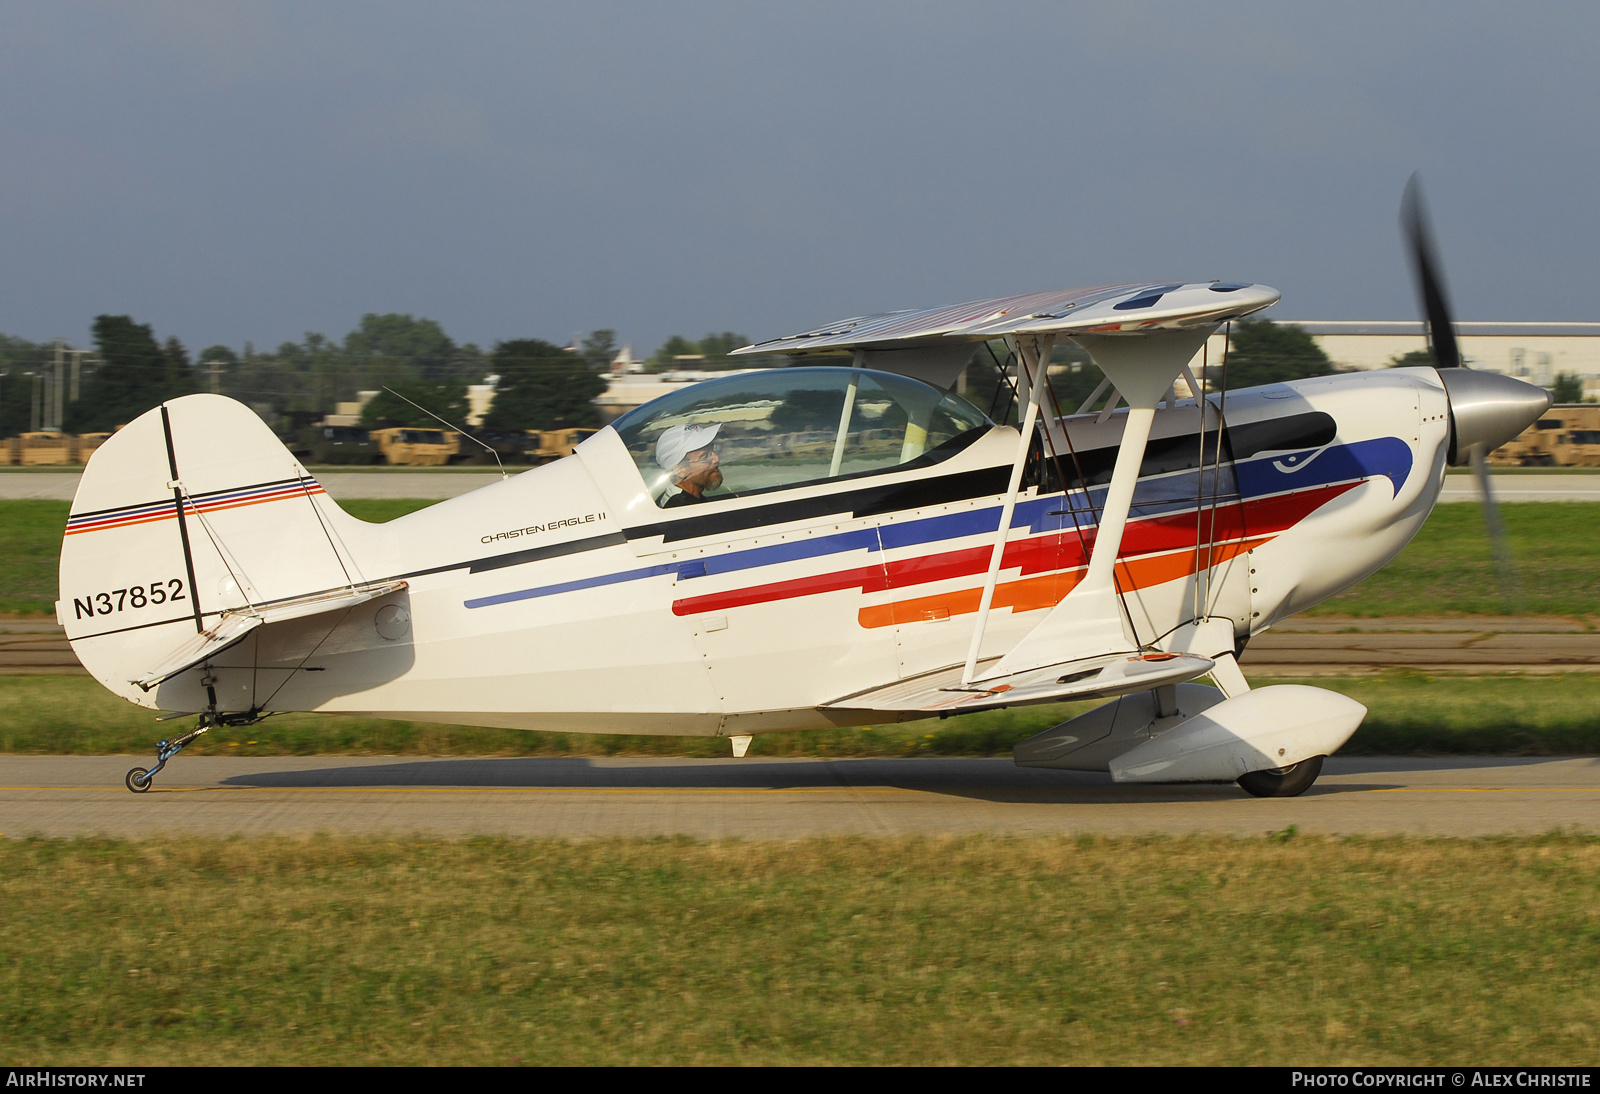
977;327;1218;681
958;335;1055;685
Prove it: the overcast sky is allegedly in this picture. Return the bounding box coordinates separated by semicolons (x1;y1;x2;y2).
1;2;1596;356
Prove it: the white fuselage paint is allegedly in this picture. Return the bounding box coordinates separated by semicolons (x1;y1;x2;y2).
62;368;1452;738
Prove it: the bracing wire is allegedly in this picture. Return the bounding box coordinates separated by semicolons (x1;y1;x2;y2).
381;385;507;480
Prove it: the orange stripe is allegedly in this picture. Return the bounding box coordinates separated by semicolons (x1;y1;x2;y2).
64;511;175;535
857;536;1268;629
67;485;325;536
188;490;323;517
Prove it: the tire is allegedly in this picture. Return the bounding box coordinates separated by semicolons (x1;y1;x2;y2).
1237;755;1324;798
125;767;152;794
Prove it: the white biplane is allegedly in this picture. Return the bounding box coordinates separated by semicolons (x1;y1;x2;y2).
60;183;1550;796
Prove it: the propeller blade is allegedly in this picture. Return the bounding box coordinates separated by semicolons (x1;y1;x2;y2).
1404;175;1525;611
1401;173;1463;370
1470;447;1523;612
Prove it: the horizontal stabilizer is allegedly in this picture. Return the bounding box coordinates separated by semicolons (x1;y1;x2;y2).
826;650;1214;714
132;579;407;690
133;614;262;692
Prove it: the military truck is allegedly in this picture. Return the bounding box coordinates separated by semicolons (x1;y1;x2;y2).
1489;404;1600;467
369;427;461;466
300;425;382;465
14;431;73;466
529;427;598;464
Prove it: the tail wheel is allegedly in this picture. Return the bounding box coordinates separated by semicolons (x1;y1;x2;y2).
125;767;152;794
1238;755;1325;798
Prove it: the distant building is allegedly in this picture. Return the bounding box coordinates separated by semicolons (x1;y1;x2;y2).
609;345;644;374
321;390;380;427
466;378;497;427
594;370;767;424
1232;321;1600;398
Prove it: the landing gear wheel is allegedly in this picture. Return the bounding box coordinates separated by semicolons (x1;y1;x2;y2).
1238;755;1324;798
125;767;152;794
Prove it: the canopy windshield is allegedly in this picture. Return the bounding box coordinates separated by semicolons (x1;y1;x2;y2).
611;367;992;506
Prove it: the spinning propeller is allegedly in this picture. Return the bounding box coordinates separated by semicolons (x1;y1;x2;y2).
1401;174;1549;608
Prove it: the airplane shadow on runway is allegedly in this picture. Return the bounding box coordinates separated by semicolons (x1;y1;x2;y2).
208;754;1529;804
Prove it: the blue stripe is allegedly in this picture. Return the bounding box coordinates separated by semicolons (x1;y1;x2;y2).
68;479;324;527
464;437;1413;609
192;482;318;505
464;563;677;609
695;527;881;578
1235;437;1412;498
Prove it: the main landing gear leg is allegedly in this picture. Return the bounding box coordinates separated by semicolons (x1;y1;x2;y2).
125;718;212;793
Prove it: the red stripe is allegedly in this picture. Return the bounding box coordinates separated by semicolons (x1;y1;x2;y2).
64;484;326;535
670;482;1356;618
64;510;177;535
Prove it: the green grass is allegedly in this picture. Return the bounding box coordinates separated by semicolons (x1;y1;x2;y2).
2;834;1597;1065
0;501;72;615
329;498;440;523
1306;503;1600;618
8;498;1596;617
3;671;1598;757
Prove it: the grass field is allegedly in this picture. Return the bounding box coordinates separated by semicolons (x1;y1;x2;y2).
6;498;1597;617
3;671;1598;757
2;834;1596;1065
8;496;1597;1065
1304;503;1600;618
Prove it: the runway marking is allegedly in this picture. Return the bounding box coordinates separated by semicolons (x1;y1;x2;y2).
0;785;924;796
1368;787;1600;793
6;785;1600;796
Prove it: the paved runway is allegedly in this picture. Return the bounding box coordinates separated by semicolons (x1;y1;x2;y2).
2;755;1595;839
6;469;1600;502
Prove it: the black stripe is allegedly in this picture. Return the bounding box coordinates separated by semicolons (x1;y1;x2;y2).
468;531;629;573
186;476;309;501
385;530;632;581
67;498;173;522
1043;411;1340;490
70;612;200;642
67;476;316;522
73;535;627;648
623;465;1013;544
389;531;631;581
160;405;206;634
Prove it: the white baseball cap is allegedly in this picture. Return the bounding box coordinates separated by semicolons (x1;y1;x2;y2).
654;422;722;471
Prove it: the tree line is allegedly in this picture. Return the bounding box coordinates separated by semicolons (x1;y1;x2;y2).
0;315;759;437
2;313;1582;440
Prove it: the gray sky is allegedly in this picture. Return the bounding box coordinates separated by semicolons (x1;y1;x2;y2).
2;1;1596;357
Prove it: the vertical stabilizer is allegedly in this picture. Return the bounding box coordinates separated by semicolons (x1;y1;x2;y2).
60;394;373;706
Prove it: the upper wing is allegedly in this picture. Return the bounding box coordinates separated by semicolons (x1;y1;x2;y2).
732;282;1279;357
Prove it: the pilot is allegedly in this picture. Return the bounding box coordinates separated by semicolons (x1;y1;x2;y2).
655;422;724;506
